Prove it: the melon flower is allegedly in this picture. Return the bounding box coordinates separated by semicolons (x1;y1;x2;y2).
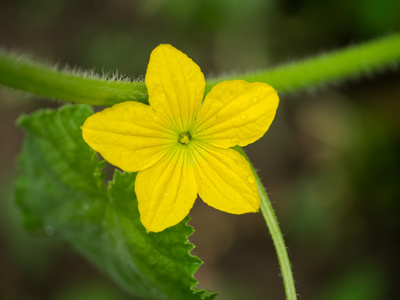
82;44;279;232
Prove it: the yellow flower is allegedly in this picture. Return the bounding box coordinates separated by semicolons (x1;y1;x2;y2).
82;44;279;232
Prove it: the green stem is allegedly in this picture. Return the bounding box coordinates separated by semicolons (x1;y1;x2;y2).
205;33;400;94
0;51;148;106
1;33;400;106
259;186;297;300
234;146;297;300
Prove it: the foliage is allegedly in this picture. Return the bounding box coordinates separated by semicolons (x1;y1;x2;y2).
15;104;215;300
1;31;399;300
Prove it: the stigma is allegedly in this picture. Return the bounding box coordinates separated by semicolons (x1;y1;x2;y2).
178;132;191;145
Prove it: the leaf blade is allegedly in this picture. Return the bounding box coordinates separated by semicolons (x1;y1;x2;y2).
15;104;215;300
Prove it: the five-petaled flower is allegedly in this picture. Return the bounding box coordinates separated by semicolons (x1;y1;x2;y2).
82;44;279;232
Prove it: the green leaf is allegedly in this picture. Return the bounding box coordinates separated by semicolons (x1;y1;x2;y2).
15;104;215;300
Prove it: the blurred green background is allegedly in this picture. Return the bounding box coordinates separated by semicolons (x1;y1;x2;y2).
1;0;399;299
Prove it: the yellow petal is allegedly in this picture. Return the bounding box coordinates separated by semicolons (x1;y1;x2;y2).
82;101;174;172
194;80;279;148
136;146;198;232
192;144;259;214
145;44;205;132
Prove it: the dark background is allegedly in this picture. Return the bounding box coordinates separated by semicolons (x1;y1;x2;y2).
1;0;400;299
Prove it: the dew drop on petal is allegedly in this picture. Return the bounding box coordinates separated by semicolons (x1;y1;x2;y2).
251;97;258;103
213;99;224;109
241;114;247;120
247;176;255;184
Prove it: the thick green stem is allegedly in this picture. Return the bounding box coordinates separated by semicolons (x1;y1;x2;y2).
0;52;148;106
234;146;297;300
206;33;400;94
1;33;400;107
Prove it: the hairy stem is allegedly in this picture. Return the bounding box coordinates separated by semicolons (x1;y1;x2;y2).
234;146;297;300
1;33;400;106
0;52;148;106
206;33;400;94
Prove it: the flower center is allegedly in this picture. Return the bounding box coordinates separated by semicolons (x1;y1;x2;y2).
178;132;191;145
